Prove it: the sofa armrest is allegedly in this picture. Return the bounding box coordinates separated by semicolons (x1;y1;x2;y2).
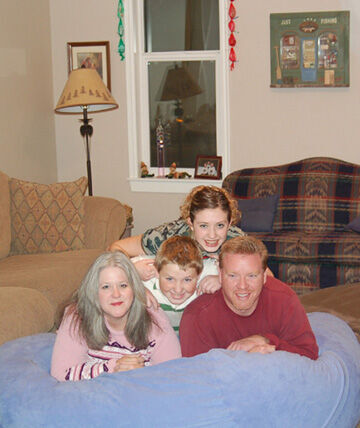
83;196;127;249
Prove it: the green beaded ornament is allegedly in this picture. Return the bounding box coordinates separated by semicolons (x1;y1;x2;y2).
117;0;125;60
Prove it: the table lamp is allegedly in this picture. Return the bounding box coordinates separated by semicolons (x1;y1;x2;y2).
159;64;202;166
54;68;118;196
160;64;203;121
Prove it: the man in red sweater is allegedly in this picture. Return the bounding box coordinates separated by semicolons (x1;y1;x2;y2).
179;236;318;360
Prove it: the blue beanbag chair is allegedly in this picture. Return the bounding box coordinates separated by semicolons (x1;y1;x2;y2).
0;312;359;428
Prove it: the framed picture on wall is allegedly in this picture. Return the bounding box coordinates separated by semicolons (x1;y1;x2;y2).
67;41;111;90
270;11;349;88
194;155;222;179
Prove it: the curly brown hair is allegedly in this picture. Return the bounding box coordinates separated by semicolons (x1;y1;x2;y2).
180;185;239;224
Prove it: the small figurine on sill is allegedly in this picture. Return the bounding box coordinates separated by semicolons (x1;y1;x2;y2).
140;161;154;178
177;172;192;179
166;162;191;179
166;162;177;178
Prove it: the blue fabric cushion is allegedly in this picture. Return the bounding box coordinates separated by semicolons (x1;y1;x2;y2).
347;216;360;232
237;194;279;232
0;313;359;427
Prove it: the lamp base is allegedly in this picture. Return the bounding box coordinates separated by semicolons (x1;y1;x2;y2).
80;108;93;196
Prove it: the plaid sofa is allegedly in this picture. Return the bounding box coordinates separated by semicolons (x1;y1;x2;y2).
222;157;360;295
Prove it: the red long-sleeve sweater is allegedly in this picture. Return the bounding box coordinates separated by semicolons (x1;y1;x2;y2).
179;277;318;360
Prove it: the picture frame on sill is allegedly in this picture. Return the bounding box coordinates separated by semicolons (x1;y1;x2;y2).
67;41;111;90
194;155;222;180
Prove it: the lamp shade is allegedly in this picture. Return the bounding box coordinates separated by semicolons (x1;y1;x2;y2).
160;65;203;101
54;68;118;114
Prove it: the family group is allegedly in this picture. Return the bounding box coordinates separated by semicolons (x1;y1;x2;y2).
51;185;318;381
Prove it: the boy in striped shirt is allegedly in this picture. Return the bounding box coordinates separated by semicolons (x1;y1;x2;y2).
135;236;219;334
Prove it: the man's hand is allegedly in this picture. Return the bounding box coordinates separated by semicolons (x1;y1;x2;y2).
113;354;145;372
248;344;275;354
134;258;158;281
227;334;274;353
197;275;221;295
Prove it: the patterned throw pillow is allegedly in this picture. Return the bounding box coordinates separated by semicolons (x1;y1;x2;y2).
9;176;88;255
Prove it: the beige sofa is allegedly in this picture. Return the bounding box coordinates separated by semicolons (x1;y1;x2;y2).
0;171;128;345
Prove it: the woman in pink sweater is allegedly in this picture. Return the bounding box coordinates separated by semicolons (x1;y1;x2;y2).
51;251;181;381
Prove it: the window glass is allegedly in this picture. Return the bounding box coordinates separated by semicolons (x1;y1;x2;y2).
148;60;216;168
144;0;219;52
125;0;228;191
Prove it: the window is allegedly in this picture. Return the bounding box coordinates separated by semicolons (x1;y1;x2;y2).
125;0;229;192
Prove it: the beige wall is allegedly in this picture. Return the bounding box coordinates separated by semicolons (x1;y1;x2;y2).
230;1;360;169
50;0;360;236
0;0;57;182
50;0;185;236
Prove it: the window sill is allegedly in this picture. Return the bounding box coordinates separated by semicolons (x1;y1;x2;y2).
128;177;223;193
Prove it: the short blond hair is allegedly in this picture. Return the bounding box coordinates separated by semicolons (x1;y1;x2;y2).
219;236;268;271
180;185;239;224
155;236;203;275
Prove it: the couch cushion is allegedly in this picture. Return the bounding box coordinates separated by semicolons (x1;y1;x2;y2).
250;231;305;262
0;287;54;346
237;194;279;232
254;231;360;265
0;171;10;259
9;176;87;255
249;231;360;293
265;259;360;294
0;249;102;323
296;232;360;264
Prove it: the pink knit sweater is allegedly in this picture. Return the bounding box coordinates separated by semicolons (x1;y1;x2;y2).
51;307;181;381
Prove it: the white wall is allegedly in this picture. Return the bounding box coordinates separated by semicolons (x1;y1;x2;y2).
0;0;57;182
50;1;360;235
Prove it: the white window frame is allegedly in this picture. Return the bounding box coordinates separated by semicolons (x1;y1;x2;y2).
125;0;230;193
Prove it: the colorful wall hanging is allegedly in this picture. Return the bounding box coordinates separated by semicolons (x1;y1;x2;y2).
228;0;237;70
270;10;349;87
117;0;125;60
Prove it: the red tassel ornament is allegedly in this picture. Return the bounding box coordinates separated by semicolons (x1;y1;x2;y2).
228;0;237;70
229;2;236;19
228;19;235;33
229;48;236;71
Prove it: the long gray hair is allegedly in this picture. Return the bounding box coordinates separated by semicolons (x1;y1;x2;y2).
67;251;152;350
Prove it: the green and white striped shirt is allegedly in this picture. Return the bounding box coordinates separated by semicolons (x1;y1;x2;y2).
139;257;218;334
